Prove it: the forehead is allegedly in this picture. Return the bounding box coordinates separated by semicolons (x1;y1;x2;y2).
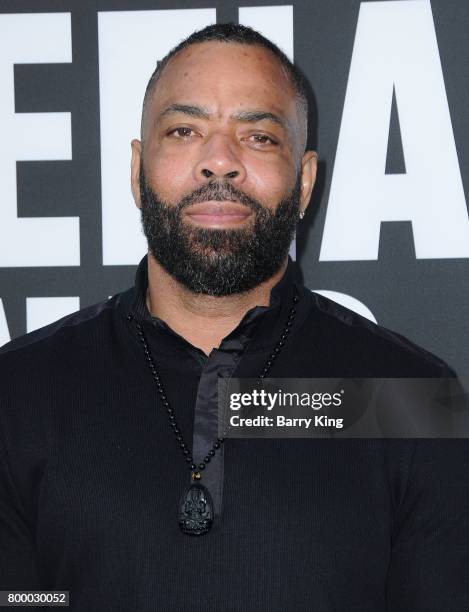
147;41;298;120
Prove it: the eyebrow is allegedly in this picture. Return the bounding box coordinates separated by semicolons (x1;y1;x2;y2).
159;103;210;120
158;103;286;130
232;109;286;129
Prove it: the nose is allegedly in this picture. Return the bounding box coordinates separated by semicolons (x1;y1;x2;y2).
193;133;247;183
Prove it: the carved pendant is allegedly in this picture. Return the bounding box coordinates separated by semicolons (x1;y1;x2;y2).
178;483;214;536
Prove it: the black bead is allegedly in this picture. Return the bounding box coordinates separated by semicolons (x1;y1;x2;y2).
208;450;215;457
126;313;132;321
214;442;220;449
204;456;211;463
176;435;183;442
185;456;192;463
190;463;197;470
198;463;206;470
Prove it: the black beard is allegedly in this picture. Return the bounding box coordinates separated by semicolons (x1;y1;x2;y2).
139;167;301;296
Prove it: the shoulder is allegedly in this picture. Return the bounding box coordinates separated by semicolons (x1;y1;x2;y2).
298;286;454;377
0;289;136;449
0;291;127;375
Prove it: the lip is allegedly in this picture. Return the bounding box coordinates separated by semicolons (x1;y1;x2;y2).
184;200;253;227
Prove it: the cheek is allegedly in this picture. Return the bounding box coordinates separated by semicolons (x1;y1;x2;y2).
144;145;195;202
245;157;296;208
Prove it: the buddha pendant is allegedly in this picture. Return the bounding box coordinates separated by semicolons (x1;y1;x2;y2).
178;481;214;536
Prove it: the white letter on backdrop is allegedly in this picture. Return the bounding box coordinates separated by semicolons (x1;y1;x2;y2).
320;0;469;261
0;13;77;267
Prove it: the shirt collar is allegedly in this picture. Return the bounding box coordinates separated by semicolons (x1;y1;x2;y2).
128;253;298;354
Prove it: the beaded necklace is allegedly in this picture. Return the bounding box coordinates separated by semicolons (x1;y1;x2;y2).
126;290;298;535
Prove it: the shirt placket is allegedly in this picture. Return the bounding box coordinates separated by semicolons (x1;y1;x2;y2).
191;348;242;515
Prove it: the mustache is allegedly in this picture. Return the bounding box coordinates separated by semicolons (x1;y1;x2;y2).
172;181;264;214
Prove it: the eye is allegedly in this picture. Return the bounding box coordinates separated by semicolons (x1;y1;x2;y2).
247;134;278;146
168;127;195;139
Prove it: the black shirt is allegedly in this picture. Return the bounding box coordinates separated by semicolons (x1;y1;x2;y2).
0;255;468;611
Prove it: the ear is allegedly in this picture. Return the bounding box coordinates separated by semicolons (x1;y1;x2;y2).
130;139;142;209
299;150;318;216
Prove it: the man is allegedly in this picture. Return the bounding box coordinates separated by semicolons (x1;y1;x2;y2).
0;23;468;611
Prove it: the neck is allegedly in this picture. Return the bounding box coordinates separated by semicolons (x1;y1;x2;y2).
145;252;288;356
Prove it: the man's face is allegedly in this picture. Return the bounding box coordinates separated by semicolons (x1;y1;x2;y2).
131;41;317;295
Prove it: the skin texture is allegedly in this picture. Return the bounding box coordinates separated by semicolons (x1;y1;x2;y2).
130;41;317;355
